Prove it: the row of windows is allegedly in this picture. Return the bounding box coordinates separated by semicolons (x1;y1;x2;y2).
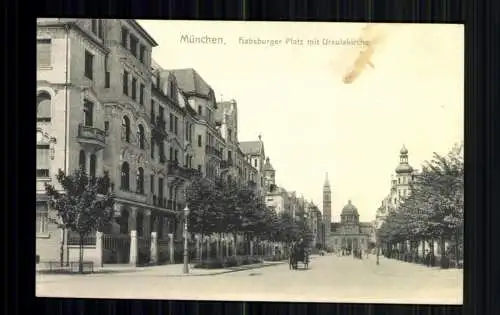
123;71;145;105
121;26;147;64
120;162;185;198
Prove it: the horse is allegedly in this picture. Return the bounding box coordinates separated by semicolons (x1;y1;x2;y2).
289;242;309;270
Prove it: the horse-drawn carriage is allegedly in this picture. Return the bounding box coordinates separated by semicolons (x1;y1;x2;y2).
289;242;309;270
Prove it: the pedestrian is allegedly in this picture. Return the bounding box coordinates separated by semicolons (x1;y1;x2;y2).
425;249;430;267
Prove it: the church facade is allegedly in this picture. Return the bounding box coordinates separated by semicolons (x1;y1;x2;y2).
322;174;375;252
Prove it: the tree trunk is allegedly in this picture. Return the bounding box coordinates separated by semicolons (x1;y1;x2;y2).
78;233;84;273
200;233;204;261
233;233;238;256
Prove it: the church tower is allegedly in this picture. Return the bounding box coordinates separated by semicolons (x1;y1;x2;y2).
323;173;332;248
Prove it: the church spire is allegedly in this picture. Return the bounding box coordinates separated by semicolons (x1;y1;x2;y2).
324;172;330;187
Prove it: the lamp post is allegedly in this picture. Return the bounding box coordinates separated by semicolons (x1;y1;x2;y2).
183;204;190;274
376;241;380;265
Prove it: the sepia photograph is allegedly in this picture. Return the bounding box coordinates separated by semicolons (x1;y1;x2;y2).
36;19;464;304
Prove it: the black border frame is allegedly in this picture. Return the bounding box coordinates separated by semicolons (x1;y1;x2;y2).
5;0;497;314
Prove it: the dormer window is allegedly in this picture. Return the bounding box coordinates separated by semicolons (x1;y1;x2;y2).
169;81;176;97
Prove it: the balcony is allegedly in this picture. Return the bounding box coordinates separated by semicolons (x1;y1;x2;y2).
115;189;147;204
167;161;200;180
77;124;106;150
151;116;167;140
220;159;234;169
205;145;222;159
165;200;185;211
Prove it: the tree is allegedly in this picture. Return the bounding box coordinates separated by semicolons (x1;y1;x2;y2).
185;176;221;260
45;168;115;273
376;143;464;265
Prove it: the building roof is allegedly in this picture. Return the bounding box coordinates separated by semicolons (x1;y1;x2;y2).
129;20;159;47
239;141;262;155
169;68;214;99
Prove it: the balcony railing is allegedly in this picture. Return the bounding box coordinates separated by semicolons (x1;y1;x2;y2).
115;189;147;203
205;145;222;158
167;161;200;179
77;125;106;145
220;159;234;169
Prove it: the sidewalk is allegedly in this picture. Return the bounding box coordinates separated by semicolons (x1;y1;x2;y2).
37;260;289;278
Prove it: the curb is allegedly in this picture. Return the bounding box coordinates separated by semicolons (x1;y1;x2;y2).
165;261;288;277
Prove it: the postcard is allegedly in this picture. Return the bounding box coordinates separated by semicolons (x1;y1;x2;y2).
36;19;463;304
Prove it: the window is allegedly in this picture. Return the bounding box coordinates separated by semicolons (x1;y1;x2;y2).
98;19;104;39
159;106;165;123
104;55;110;88
169;113;174;132
228;150;233;161
121;27;129;48
130;35;138;57
121;162;130;190
139;45;145;63
131;77;137;100
198;165;202;172
185;122;189;141
91;19;98;34
123;71;129;95
37;91;51;122
150;174;155;193
139;84;145;105
174;116;178;135
150;137;155;159
122;116;130;142
83;99;94;126
104;121;109;133
36;144;50;177
158;177;164;199
198;105;202;115
136;167;145;194
150;100;155;123
174;149;179;163
197;135;202;147
84;50;94;80
37;39;52;68
169;147;173;161
254;159;257;167
89;154;97;178
137;125;145;149
228;128;232;141
36;202;49;235
78;150;86;171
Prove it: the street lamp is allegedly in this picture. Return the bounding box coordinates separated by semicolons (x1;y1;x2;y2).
183;204;190;274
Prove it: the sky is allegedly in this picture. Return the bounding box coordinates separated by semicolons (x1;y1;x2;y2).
138;20;464;222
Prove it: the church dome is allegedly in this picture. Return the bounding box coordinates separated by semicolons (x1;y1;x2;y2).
395;145;413;174
341;200;359;216
395;163;414;174
400;145;408;155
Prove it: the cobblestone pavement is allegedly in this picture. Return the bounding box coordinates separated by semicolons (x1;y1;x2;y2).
36;254;462;304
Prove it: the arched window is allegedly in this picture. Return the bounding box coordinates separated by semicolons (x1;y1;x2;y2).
137;124;145;149
122;116;130;143
37;91;52;122
121;162;130;190
89;154;97;178
136;167;144;194
79;150;86;171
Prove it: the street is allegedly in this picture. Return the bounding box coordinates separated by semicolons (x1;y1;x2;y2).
36;254;462;304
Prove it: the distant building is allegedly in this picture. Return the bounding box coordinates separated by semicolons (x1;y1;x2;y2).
239;136;266;197
322;173;333;250
215;99;258;188
262;157;288;213
329;200;373;252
